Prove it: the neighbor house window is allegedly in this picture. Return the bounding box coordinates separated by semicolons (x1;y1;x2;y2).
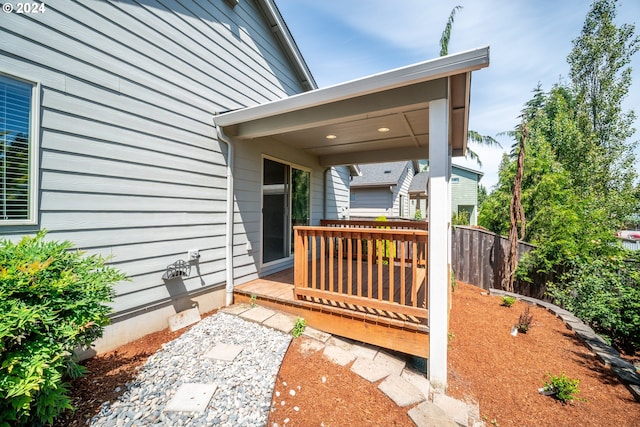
0;74;38;224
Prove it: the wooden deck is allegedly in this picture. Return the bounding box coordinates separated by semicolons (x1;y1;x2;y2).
234;268;430;359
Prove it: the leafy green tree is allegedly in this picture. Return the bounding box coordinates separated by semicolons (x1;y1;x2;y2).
568;0;640;222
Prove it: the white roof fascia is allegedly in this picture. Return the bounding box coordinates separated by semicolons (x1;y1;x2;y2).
214;46;489;127
256;0;317;90
452;163;485;177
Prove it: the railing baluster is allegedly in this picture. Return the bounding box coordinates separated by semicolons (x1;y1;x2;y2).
367;238;373;299
400;237;406;306
329;232;335;293
357;236;362;297
320;233;326;291
347;237;353;296
338;235;343;294
311;234;317;291
412;239;418;307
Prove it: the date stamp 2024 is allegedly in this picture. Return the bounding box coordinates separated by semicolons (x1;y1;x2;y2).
2;2;47;14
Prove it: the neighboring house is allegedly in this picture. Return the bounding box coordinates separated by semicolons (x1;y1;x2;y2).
375;163;483;224
350;161;419;219
1;0;489;386
451;164;483;225
409;170;429;220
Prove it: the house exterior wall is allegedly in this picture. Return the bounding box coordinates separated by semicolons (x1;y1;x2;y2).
392;164;413;218
451;166;480;225
349;187;392;218
0;0;323;353
349;162;414;219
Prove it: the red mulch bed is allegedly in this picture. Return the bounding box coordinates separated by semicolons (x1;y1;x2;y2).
56;283;639;426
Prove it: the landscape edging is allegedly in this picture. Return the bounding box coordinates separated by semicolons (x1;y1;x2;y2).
489;288;640;402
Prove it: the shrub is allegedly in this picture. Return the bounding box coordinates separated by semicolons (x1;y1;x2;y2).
0;231;126;426
501;296;516;307
542;372;582;403
515;306;534;333
547;255;640;353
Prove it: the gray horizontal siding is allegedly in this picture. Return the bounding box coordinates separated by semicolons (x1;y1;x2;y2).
0;0;306;317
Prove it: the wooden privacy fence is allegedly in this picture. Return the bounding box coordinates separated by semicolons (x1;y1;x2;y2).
451;226;547;299
293;225;429;322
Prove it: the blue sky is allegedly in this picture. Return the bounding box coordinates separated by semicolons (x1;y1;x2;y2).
275;0;640;190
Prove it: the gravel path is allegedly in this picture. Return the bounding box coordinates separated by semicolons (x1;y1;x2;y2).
89;312;291;427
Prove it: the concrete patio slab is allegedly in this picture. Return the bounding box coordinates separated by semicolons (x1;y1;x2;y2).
164;383;217;413
203;344;243;362
239;306;275;323
373;351;406;377
350;357;391;382
378;374;425;407
323;344;356;366
408;401;457;427
263;312;296;333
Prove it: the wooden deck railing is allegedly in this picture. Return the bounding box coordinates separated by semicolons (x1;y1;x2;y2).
293;226;429;322
320;219;428;231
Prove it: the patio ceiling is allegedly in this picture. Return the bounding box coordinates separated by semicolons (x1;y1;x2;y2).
214;47;489;167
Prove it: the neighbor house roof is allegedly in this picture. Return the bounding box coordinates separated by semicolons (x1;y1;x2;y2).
214;47;490;167
452;163;484;178
351;161;415;188
409;171;429;196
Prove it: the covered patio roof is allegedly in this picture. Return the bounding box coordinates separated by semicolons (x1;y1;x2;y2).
214;46;489;167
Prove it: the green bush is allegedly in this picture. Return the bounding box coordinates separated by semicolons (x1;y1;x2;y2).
501;296;516;307
547;254;640;353
0;231;126;426
542;372;582;403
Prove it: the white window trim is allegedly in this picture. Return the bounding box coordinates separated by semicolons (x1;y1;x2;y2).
0;71;40;226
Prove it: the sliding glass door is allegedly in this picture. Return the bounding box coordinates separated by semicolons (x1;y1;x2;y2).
262;158;310;264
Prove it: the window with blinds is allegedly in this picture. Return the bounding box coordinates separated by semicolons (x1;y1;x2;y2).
1;75;34;222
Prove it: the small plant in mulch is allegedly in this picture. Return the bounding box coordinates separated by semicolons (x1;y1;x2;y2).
501;296;516;307
540;372;584;403
515;306;534;333
292;317;307;338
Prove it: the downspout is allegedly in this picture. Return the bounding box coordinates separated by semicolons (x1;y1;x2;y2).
215;123;235;307
323;167;331;220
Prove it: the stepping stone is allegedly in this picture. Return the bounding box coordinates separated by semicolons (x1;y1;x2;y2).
302;327;332;343
323;345;356;366
326;336;353;351
350;343;378;360
263;312;296;333
378;374;425;407
164;383;217;413
299;337;326;354
401;369;432;399
408;401;457;427
373;351;406;377
433;393;469;427
239;306;275;323
350;357;391;382
204;344;243;362
221;304;251;315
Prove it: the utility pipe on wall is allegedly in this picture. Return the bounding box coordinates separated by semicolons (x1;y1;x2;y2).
215;123;235;307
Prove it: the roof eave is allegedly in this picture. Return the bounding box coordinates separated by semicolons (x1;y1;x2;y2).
213;46;489;126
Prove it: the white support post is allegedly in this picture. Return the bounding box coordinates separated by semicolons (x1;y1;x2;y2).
427;98;450;389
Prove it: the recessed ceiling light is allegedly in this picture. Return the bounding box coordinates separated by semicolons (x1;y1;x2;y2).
326;134;337;139
378;127;390;133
